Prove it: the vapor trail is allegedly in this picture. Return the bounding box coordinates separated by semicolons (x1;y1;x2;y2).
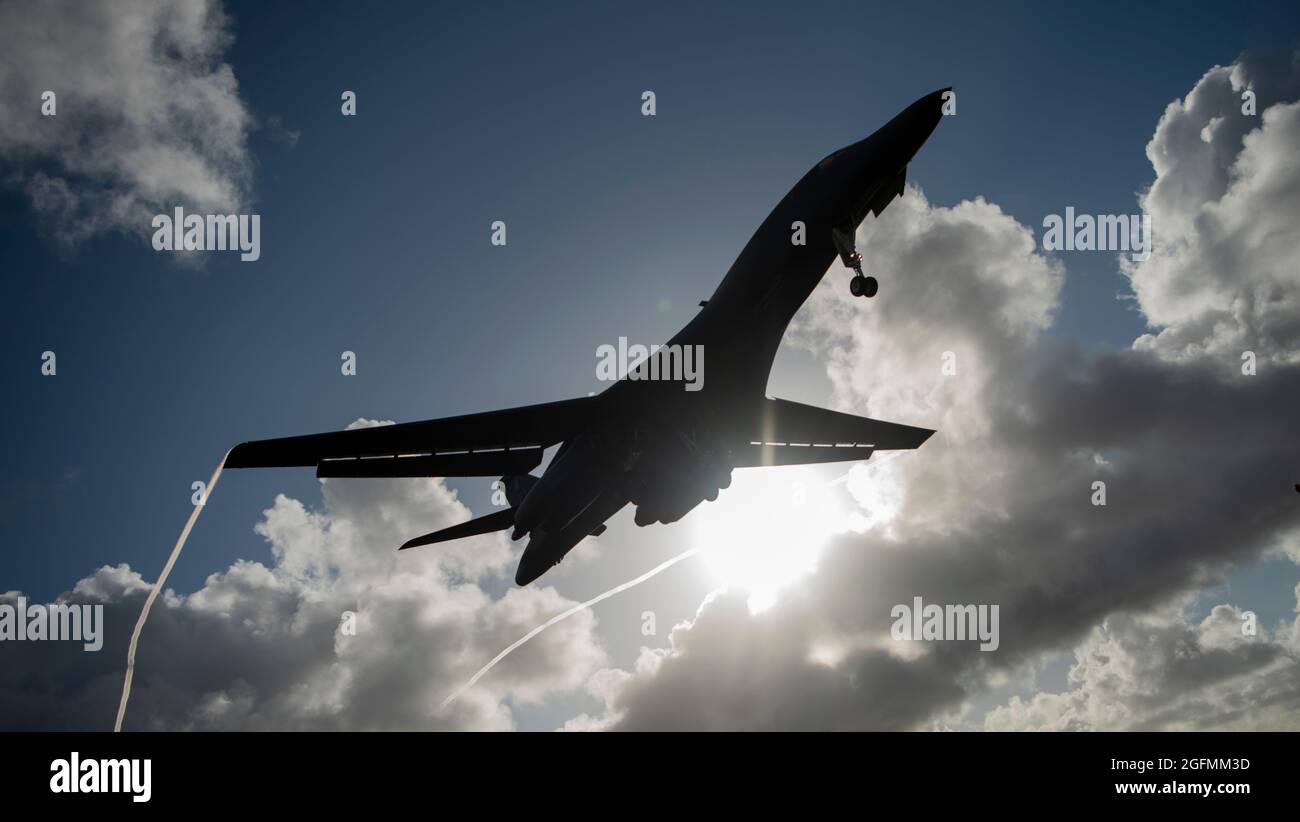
440;546;700;709
114;453;228;732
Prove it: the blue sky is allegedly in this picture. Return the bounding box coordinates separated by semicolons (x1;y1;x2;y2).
3;0;1292;597
2;1;1298;731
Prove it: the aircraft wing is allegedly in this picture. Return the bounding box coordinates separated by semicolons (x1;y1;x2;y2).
225;396;597;477
731;397;934;467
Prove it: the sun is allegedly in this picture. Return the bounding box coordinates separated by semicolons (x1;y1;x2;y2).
690;466;853;612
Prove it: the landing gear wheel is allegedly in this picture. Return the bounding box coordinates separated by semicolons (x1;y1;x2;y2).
850;274;878;298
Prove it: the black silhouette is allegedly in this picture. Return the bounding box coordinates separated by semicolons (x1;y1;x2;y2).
227;89;949;584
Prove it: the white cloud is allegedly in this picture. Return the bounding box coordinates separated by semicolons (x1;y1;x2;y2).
576;51;1300;730
6;47;1300;732
985;598;1300;731
0;425;608;730
787;187;1064;447
0;0;254;246
1128;49;1300;366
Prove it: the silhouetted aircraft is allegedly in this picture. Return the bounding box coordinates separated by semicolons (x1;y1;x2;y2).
227;89;949;584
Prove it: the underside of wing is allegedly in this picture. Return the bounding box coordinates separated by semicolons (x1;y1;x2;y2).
225;396;597;477
731;397;934;467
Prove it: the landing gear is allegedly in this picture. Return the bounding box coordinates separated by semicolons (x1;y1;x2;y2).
845;252;877;298
833;228;878;298
849;274;878;298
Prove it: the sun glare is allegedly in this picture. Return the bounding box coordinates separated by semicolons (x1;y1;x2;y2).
690;467;853;612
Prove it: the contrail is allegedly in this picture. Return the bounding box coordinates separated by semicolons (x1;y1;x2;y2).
440;546;700;709
114;452;228;732
442;461;876;708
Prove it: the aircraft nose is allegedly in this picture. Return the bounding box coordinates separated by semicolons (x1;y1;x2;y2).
821;87;951;202
886;87;949;165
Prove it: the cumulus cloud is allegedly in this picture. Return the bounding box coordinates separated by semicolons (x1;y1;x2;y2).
6;46;1299;732
0;0;254;246
0;421;608;730
1127;47;1300;366
985;596;1300;731
576;51;1300;730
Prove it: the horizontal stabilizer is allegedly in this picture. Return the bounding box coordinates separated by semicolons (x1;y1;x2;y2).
734;397;934;466
399;508;516;550
318;448;542;478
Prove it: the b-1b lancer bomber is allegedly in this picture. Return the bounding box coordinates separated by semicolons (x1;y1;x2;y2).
227;89;950;585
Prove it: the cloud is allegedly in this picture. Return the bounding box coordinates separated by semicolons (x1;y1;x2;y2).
0;421;608;730
985;596;1300;731
0;0;254;246
6;46;1299;732
262;115;301;149
1127;47;1300;366
578;51;1300;730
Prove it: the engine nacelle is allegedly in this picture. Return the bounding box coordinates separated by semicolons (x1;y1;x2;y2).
501;473;539;508
512;436;609;539
629;454;732;526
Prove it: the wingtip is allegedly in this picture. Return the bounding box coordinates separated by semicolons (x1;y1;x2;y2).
224;441;253;469
399;533;438;551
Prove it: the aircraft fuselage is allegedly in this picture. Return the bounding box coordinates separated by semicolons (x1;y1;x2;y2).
511;90;947;584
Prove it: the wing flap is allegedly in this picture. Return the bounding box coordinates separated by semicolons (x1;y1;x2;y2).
733;443;876;468
316;447;543;478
